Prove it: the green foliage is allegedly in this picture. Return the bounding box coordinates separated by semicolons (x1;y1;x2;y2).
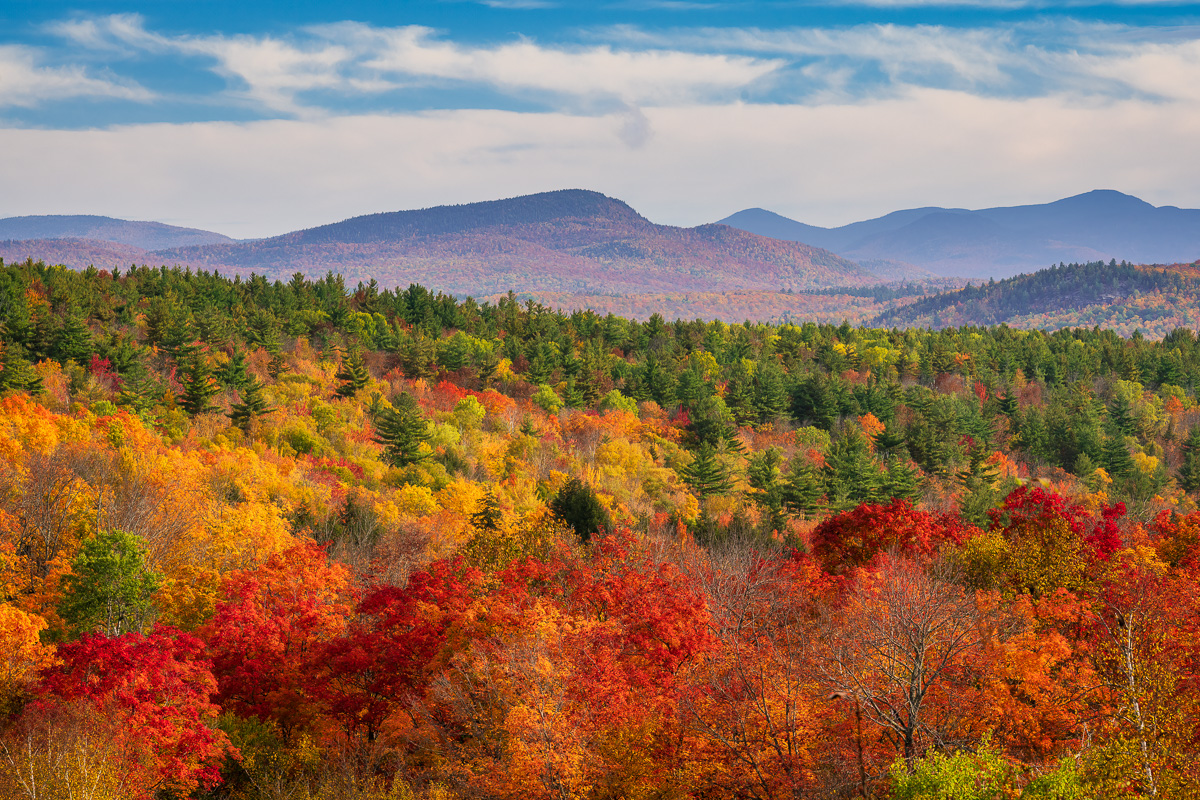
549;478;611;543
888;741;1017;800
228;376;273;433
335;348;370;399
532;383;564;414
682;443;734;498
374;392;430;468
57;529;161;639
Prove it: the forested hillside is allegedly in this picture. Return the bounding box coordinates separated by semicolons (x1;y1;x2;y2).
874;259;1200;337
6;256;1200;798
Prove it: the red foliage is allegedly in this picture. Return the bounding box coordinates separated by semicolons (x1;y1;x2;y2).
34;629;232;799
990;486;1125;560
809;499;975;573
317;557;485;740
200;543;355;741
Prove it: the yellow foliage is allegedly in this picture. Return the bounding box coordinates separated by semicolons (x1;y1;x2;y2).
438;479;487;517
0;603;54;704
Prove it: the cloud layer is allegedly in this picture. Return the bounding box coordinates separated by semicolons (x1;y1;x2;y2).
1;13;1199;236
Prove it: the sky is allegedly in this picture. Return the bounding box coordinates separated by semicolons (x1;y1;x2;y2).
2;0;1200;239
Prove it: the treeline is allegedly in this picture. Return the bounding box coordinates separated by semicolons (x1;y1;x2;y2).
5;256;1200;797
874;259;1200;329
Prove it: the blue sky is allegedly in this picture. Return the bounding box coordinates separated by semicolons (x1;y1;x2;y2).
2;0;1199;238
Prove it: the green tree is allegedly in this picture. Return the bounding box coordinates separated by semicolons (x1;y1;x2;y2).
549;478;611;543
1180;426;1200;493
228;377;273;433
218;348;251;389
335;348;370;398
783;455;824;517
178;351;221;416
746;446;788;533
57;529;161;639
683;443;734;498
823;427;883;511
373;392;430;468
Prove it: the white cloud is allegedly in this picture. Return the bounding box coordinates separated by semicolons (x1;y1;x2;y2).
49;15;781;115
0;44;152;108
2;89;1198;239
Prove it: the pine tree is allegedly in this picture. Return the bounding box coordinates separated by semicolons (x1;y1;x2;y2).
550;478;611;543
752;358;789;426
783;455;824;517
683;443;734;498
218;348;251;390
335;348;370;398
0;341;42;394
52;311;94;364
956;438;1000;526
823;427;883;511
228;377;273;433
1180;426;1200;493
747;447;787;533
1101;426;1136;479
470;490;504;534
374;392;430;468
178;352;221;416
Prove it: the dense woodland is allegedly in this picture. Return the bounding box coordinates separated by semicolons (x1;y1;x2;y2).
876;260;1200;338
5;258;1200;798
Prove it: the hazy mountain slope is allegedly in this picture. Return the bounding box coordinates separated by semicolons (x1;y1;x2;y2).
871;260;1200;338
0;238;150;271
720;190;1200;280
0;215;235;250
155;189;879;294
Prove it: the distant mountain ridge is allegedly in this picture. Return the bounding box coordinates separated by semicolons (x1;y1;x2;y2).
870;259;1200;339
2;189;902;296
720;190;1200;279
0;214;236;250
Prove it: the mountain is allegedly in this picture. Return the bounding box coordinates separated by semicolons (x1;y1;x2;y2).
870;259;1200;339
151;189;886;295
0;238;150;271
0;215;235;250
719;190;1200;280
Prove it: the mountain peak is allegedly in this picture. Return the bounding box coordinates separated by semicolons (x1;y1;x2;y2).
289;189;647;245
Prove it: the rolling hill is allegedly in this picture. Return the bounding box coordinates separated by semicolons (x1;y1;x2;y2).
0;214;235;250
720;190;1200;280
147;190;896;294
1;191;920;297
871;259;1200;338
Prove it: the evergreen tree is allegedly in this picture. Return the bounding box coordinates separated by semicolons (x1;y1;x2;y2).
470;490;503;534
823;427;883;511
0;341;42;394
228;377;273;433
374;392;430;468
783;455;824;517
752;358;789;425
956;438;1000;527
746;447;787;533
335;348;370;398
723;359;756;427
178;352;221;416
1179;426;1200;493
1101;427;1136;479
550;478;611;543
218;348;251;389
683;443;734;498
52;311;94;364
882;458;923;503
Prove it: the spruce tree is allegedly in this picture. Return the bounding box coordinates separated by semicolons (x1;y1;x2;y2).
0;342;42;394
683;443;734;498
747;447;787;533
823;427;883;511
335;348;370;398
1180;426;1200;493
374;392;430;468
228;377;273;433
178;352;221;416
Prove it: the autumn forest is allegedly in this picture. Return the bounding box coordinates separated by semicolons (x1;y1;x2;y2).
6;257;1200;799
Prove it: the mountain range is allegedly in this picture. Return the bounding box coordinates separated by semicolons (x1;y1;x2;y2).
0;191;893;295
4;190;1199;299
719;190;1200;279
